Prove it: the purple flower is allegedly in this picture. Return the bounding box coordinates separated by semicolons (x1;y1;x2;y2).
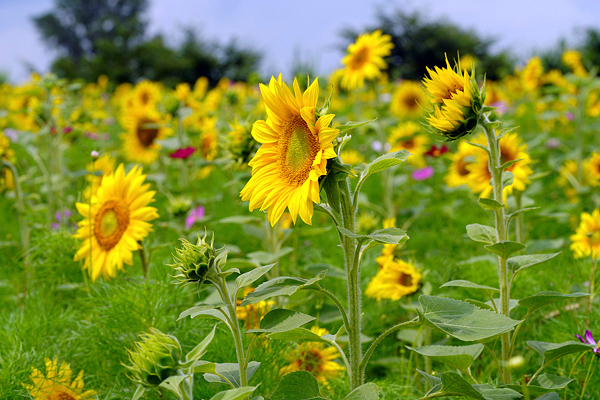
185;206;205;230
575;330;600;355
52;209;73;230
566;112;574;121
491;100;508;115
412;166;434;181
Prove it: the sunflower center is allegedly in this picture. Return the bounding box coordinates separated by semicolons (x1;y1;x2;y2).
302;349;323;373
278;116;319;186
402;139;416;150
398;272;413;287
350;47;369;69
49;389;76;400
137;119;159;148
140;91;150;105
403;95;419;110
457;159;470;176
94;200;130;251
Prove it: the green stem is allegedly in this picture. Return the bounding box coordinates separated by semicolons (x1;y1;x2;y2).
480;114;511;384
138;241;149;281
588;260;596;316
580;356;596;400
528;361;550;384
218;278;248;387
309;286;350;335
514;190;524;244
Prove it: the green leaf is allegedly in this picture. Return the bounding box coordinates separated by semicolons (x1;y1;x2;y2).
209;387;258;400
466;224;497;244
219;215;263;224
235;263;275;289
479;198;504;211
241;273;325;306
484;241;526;259
502;170;514;188
247;248;293;264
503;374;573;397
441;280;499;293
334;119;376;134
246;309;315;334
204;362;261;387
271;371;326;400
437;371;485;398
267;327;329;344
527;341;595;364
472;384;523;400
466;141;490;154
534;393;560;400
507;253;560;274
159;375;187;398
185;324;217;362
406;344;484;370
418;295;520;342
360;150;411;177
343;383;379;400
518;291;589;314
498;158;522;171
506;207;540;222
178;307;230;328
132;385;145;400
305;263;346;279
337;226;409;245
193;361;217;374
417;369;442;395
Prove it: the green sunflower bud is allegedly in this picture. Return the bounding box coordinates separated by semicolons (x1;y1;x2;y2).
168;195;192;217
162;93;180;115
171;233;216;286
124;328;183;387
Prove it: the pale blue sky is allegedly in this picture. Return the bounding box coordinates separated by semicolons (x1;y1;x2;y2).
2;0;600;83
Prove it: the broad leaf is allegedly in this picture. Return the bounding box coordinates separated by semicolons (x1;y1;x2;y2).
359;150;411;178
159;375;187;398
235;263;275;289
305;263;346;279
178;308;230;328
193;361;217;374
418;295;520;342
334;119;376;134
503;374;573;397
466;224;497;244
204;362;261;387
241;273;325;306
407;344;484;370
527;341;594;364
472;384;523;400
210;387;258;400
271;371;326;400
337;227;409;245
438;372;484;398
484;241;526;259
441;280;499;293
178;304;226;320
267;327;329;344
343;383;379;400
132;385;145;400
506;207;540;221
534;393;560;400
417;369;442;395
502;170;514;188
246;309;315;334
479;198;504;211
518;291;588;314
185;324;217;362
507;253;560;274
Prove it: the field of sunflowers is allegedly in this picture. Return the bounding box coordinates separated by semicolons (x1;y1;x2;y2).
2;30;600;400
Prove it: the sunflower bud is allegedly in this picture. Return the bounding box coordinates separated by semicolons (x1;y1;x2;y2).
171;234;216;286
124;328;183;387
422;55;485;141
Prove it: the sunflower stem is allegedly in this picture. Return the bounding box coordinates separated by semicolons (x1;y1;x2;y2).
339;178;362;390
138;241;150;281
480;113;511;384
514;190;524;244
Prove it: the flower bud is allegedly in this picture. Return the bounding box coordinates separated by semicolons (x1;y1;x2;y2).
124;328;182;387
171;233;216;286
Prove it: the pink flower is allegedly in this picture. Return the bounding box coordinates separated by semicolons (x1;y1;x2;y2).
170;147;196;159
411;166;434;181
185;206;205;230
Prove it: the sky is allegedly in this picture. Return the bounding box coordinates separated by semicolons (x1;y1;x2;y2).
1;0;600;83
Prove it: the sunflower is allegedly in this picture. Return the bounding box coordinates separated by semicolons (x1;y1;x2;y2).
236;287;276;330
387;121;429;167
466;132;533;199
521;57;543;93
585;152;600;186
340;30;393;91
365;258;422;301
444;140;478;188
129;80;162;112
375;218;398;269
121;108;173;164
22;357;96;400
340;149;365;168
390;81;427;119
280;326;345;384
240;75;339;226
73;164;159;281
84;153;116;199
562;50;587;77
557;159;593;203
570;209;600;260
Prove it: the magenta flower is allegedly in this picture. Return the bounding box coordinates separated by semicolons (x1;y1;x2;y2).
575;330;600;355
170;147;196;159
412;166;434;181
185;206;205;230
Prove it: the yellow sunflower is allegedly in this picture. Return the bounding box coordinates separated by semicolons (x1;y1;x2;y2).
444;140;478;188
280;326;345;384
387;121;429;167
585;152;600;186
84;153;116;199
73;164;159;281
121;108;173;164
570;209;600;260
557;159;592;203
390;80;427;119
340;149;365;168
521;57;543;93
22;357;96;400
236;287;276;330
240;75;339;226
375;217;398;269
365;258;422;301
466;132;533;199
340;30;393;91
129;80;162;112
562;50;587;77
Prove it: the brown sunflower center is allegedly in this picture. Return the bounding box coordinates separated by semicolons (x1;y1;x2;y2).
302;349;323;373
278;116;319;186
94;200;130;251
140;90;150;106
137;119;159;148
350;47;369;69
457;159;471;176
402;138;416;150
49;389;76;400
398;272;413;287
403;95;419;110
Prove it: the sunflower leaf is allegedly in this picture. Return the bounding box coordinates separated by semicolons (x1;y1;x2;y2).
407;344;484;370
338;226;409;245
478;198;504;211
235;263;275;289
185;323;218;362
361;150;411;178
484;241;525;259
246;309;315;334
527;341;594;364
518;291;589;314
466;224;497;244
240;273;325;306
209;387;258;400
334;119;377;134
343;383;379;400
507;253;560;275
267;327;329;344
204;362;261;387
271;371;326;400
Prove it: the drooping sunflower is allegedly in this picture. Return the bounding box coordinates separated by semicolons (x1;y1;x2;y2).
121;108;173;164
280;326;345;384
570;209;600;260
240;75;339;226
466;132;533;198
444;140;478;188
74;164;159;281
365;258;422;301
390;80;427;119
339;30;393;91
387;121;430;167
22;357;96;400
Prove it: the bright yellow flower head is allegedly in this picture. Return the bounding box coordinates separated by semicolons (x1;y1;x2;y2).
444;140;478;188
365;258;422;301
280;326;345;384
129;80;163;113
84;153;116;199
422;55;481;140
120;108;173;164
521;57;544;93
586;152;600;186
240;75;339;226
390;80;427;119
570;209;600;260
340;30;394;91
387;121;430;167
340;149;365;167
562;49;587;77
74;164;159;281
22;357;96;400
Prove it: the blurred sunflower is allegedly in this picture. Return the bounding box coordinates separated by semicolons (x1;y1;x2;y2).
387;121;429;167
121;109;173;164
129;80;162;112
390;81;427;118
236;287;275;330
585;152;600;186
365;258;422;301
73;164;159;281
375;217;398;269
444;141;477;188
340;149;365;168
280;326;345;384
570;209;600;260
521;57;543;93
0;131;15;191
557;159;592;203
22;357;96;400
240;75;339;226
562;50;587;77
340;30;393;90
